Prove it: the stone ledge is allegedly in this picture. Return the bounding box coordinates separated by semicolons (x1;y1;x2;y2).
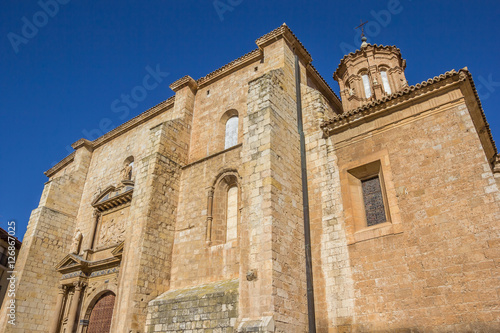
237;316;274;333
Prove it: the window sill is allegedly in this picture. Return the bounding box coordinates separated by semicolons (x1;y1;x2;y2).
348;221;403;245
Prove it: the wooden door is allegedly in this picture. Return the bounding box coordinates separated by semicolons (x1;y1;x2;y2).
87;293;115;333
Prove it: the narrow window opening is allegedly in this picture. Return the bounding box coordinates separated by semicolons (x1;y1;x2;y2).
226;186;238;242
361;176;386;226
362;74;372;98
224;116;238;149
381;71;392;95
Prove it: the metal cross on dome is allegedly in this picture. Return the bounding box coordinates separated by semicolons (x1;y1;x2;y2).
355;19;369;37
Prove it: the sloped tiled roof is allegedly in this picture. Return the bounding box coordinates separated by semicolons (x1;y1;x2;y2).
322;68;497;155
45;25;346;175
196;49;263;88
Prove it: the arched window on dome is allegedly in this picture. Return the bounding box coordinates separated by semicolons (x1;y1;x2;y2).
380;70;392;95
224;116;238;149
361;74;372;98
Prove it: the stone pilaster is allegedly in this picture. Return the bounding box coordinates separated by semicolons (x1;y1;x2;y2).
111;78;195;333
238;65;308;332
0;144;92;333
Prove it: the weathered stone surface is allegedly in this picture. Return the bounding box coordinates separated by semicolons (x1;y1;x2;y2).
1;24;499;333
146;279;238;333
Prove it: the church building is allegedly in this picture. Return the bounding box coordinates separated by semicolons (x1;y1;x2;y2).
1;24;499;332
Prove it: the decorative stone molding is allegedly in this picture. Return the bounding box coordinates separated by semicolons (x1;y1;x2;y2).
71;138;93;151
169;75;198;93
44;152;75;177
256;23;312;64
92;181;134;212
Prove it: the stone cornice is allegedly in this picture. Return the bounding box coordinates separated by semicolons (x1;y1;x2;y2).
323;69;462;133
45;97;176;178
322;68;497;157
256;23;312;64
196;49;263;88
71;138;93;151
44;152;75;178
194;24;326;90
170;75;198;93
92;96;175;149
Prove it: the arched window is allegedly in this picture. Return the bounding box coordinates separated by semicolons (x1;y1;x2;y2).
206;172;239;245
224;116;238;149
380;71;392;95
361;74;372;98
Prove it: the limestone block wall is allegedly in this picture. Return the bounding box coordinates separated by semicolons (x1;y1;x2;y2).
239;64;307;332
169;146;242;290
146;279;239;333
71;104;178;257
113;116;192;332
330;88;500;331
0;146;92;333
188;40;287;163
301;85;356;331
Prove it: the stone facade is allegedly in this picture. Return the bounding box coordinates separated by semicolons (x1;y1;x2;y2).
1;24;499;332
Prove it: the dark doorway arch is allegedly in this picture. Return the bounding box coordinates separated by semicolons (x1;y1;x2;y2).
87;292;116;333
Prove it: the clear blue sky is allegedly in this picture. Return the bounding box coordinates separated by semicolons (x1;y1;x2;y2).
1;1;500;240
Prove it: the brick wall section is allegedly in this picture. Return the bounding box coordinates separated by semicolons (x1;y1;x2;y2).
146;279;239;333
331;89;500;331
0;146;92;332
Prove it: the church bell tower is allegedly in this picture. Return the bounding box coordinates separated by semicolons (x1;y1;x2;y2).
334;35;408;111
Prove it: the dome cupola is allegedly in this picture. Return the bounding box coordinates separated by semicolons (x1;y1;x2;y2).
334;38;407;111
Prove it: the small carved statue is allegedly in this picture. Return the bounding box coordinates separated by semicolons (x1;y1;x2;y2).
70;230;83;254
121;163;133;181
349;88;355;96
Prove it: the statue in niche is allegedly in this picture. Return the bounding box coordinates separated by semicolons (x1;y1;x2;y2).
70;230;83;255
120;163;133;181
349;88;355;96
